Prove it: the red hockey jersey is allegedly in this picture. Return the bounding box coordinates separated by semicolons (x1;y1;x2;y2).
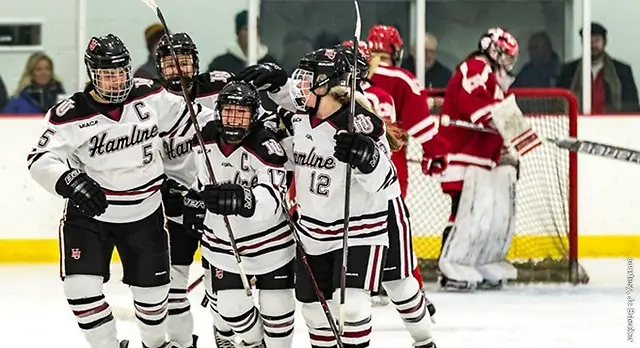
362;82;396;122
369;62;447;198
438;56;506;193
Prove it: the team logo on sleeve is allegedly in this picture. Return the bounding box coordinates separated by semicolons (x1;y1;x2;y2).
56;99;75;116
354;114;374;134
262;139;285;156
210;71;233;82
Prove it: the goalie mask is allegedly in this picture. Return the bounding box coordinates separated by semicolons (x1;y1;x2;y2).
290;48;351;113
478;27;519;72
84;34;133;104
215;81;260;144
156;32;200;93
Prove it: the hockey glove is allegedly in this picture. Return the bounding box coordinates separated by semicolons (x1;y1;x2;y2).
235;63;288;93
55;169;108;217
200;183;256;218
333;131;380;174
160;179;188;217
421;156;449;176
183;189;206;236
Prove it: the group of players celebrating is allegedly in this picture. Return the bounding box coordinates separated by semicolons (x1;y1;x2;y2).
27;20;522;348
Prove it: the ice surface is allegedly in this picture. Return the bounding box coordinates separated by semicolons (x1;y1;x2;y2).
1;258;636;347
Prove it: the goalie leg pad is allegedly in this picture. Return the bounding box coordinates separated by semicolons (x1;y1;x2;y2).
167;265;194;348
475;165;518;283
64;275;118;348
130;283;170;348
383;278;433;343
438;166;491;284
217;289;264;346
259;290;295;348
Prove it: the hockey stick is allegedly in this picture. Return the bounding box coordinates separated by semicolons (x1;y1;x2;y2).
338;0;361;336
440;115;640;164
139;0;253;297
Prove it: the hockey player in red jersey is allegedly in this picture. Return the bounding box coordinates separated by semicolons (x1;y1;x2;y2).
427;27;522;290
366;25;447;199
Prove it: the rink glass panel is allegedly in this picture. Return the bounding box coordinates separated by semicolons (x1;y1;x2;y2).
259;0;412;76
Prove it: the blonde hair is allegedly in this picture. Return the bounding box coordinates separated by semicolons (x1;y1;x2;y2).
367;52;386;79
14;52;60;96
329;85;403;151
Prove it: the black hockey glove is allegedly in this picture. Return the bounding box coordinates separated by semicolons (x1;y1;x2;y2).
160;179;188;217
200;183;256;218
183;189;206;236
333;131;380;174
235;63;287;93
55;169;108;217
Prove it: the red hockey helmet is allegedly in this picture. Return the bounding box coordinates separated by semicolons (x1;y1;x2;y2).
478;27;519;71
367;25;404;65
341;39;371;62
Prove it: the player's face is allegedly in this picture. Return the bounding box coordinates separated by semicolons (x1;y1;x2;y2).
95;67;129;93
161;54;195;80
221;105;252;130
291;68;315;111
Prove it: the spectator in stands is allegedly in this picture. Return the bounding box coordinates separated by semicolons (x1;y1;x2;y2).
401;32;452;88
557;22;639;113
513;31;561;87
2;52;65;114
280;32;312;75
207;10;278;75
0;75;7;110
134;23;165;79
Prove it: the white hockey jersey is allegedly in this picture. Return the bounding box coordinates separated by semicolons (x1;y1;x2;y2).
275;103;396;255
27;78;214;223
194;123;294;275
161;71;233;224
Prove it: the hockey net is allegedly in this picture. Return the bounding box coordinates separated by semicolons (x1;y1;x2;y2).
406;88;589;284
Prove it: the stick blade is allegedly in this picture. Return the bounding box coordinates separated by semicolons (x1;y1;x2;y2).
140;0;158;11
353;0;361;39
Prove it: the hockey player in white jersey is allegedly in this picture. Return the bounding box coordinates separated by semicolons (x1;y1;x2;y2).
26;34;214;348
335;43;437;348
239;48;395;348
183;81;296;348
154;32;235;348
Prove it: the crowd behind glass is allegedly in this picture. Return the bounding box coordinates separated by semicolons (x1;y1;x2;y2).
0;9;636;115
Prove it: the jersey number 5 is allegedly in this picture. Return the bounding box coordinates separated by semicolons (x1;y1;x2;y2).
142;144;154;164
37;129;56;148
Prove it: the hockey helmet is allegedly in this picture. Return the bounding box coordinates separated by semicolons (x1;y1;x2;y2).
290;47;351;111
339;40;370;80
156;32;200;93
367;25;404;65
84;34;133;103
215;81;260;143
478;27;519;71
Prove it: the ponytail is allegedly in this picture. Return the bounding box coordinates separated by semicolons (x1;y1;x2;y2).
329;85;403;151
